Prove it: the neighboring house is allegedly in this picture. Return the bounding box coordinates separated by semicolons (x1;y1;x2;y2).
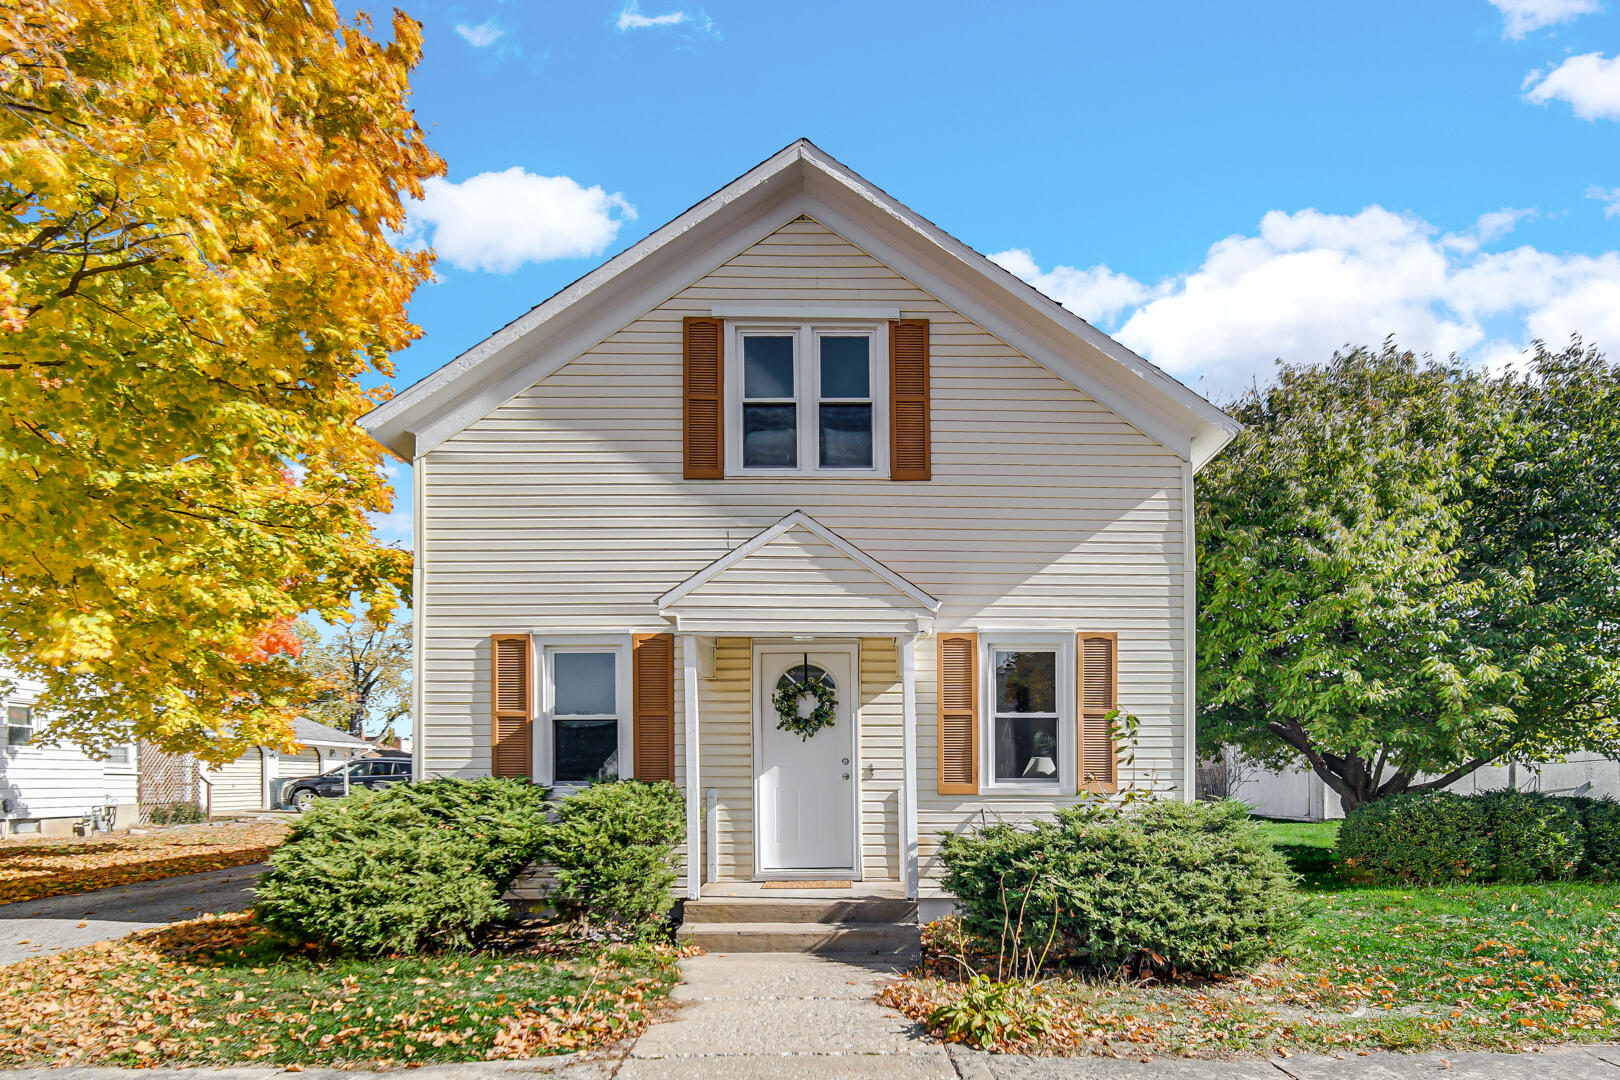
201;717;372;813
0;669;137;837
1226;755;1620;822
361;140;1238;921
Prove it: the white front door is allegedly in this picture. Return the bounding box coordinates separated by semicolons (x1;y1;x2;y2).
755;646;858;876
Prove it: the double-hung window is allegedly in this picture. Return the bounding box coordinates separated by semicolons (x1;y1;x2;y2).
729;322;887;476
981;634;1074;793
537;637;633;787
5;704;32;747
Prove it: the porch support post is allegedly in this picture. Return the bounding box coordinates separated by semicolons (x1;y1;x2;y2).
898;632;920;899
681;633;701;901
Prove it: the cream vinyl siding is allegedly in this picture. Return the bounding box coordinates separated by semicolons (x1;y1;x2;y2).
419;216;1189;888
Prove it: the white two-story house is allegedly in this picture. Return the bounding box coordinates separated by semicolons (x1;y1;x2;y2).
361;141;1237;921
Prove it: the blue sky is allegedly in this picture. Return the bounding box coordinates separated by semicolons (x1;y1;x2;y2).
363;0;1620;725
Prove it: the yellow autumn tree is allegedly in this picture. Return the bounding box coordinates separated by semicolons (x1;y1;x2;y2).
0;2;442;760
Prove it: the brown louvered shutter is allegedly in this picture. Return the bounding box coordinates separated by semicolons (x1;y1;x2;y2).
1079;633;1118;791
632;633;675;782
890;319;931;481
683;317;724;479
936;632;978;794
490;634;532;779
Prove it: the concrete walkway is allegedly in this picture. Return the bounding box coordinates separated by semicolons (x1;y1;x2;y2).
1;950;1618;1077
0;863;264;965
624;952;951;1078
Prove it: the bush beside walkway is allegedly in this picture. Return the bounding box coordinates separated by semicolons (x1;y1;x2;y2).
0;822;288;905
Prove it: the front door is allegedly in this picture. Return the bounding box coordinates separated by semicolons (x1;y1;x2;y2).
755;645;858;876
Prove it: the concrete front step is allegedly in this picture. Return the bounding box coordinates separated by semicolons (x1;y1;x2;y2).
683;895;916;925
677;919;921;956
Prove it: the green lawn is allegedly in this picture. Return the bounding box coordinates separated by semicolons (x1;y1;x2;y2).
0;912;681;1068
1255;817;1345;889
888;817;1620;1056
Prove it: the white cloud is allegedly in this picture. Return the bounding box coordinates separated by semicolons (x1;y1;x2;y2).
1489;0;1602;39
997;205;1620;389
1587;185;1620;217
989;248;1156;324
454;20;503;47
1524;53;1620;120
617;3;688;30
402;168;637;273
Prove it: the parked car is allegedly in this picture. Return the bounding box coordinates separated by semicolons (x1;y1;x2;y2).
283;757;413;809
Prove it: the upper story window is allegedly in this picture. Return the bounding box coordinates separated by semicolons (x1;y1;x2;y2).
726;322;888;477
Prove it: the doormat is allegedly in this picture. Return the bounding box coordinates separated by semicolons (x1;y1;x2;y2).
762;879;852;889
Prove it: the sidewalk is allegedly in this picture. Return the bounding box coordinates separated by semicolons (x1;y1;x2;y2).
0;863;263;965
0;952;1616;1077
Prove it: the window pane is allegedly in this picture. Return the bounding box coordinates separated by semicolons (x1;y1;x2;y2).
554;651;616;715
743;404;798;467
7;706;29;724
555;718;618;782
743;336;795;398
6;725;29;747
995;650;1056;713
819;337;870;397
994;714;1059;781
819;404;873;468
106;746;130;764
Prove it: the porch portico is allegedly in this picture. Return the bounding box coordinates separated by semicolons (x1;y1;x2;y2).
657;511;940;901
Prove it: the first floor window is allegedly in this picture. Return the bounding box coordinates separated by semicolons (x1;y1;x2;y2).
106;745;131;765
979;634;1074;792
992;649;1059;782
5;705;32;747
548;648;623;783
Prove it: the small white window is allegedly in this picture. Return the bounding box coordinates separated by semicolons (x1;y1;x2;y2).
536;637;633;787
980;635;1075;794
727;322;888;476
5;705;33;748
106;745;131;766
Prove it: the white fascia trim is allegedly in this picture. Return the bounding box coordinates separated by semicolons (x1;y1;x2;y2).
793;144;1241;465
361;144;815;458
801;191;1201;463
656;509;942;614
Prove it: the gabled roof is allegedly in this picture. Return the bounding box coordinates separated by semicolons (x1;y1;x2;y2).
361;139;1240;468
290;716;372;750
657;511;939;636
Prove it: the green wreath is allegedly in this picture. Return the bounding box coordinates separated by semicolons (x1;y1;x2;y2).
773;672;837;740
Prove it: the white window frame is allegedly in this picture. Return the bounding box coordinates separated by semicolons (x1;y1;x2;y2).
979;633;1076;795
724;320;890;478
4;701;34;749
532;634;633;790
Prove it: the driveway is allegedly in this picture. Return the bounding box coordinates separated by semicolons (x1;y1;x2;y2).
0;862;262;965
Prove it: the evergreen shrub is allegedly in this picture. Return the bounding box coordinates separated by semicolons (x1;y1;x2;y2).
540;780;684;927
937;799;1300;978
254;777;550;954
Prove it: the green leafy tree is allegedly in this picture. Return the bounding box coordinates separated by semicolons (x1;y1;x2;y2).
293;617;411;739
1198;341;1620;813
